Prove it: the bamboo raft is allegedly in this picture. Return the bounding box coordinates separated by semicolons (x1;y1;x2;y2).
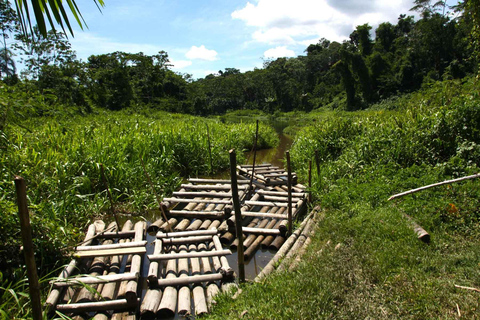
47;163;309;319
45;220;146;319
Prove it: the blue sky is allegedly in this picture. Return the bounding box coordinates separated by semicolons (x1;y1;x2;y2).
66;0;459;79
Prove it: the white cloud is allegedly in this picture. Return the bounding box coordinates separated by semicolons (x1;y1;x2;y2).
232;0;414;46
170;59;192;69
185;45;218;61
264;46;296;59
69;32;165;61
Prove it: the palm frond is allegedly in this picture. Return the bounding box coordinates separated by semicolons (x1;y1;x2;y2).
15;0;105;38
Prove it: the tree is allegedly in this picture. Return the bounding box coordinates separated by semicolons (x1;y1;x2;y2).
14;0;105;38
0;1;18;79
14;27;76;79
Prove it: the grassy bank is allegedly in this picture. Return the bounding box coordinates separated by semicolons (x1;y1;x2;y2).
206;78;480;319
0;109;278;318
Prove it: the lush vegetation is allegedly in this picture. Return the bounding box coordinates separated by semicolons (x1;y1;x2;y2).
206;77;480;319
1;0;480;318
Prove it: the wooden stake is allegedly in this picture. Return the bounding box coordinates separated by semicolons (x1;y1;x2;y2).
14;176;42;320
286;151;293;235
230;149;245;282
248;120;259;197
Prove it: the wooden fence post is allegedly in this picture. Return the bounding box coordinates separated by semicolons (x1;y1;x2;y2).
286;151;293;235
14;176;42;320
248;120;259;197
229;149;245;282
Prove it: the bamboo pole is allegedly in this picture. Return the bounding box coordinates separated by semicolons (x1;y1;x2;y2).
177;244;191;316
140;288;162;318
230;149;245;282
14;176;42;320
147;240;163;286
255;211;314;282
388;173;480;201
248;119;259;197
189;243;208;316
125;221;145;304
286;151;293;235
157;249;177;318
277;217;315;272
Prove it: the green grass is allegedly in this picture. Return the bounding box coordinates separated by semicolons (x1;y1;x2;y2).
0;107;278;319
205;77;480;319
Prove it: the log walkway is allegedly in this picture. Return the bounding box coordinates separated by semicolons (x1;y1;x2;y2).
47;163;309;319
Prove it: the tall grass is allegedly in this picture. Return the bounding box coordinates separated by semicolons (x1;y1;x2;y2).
0;108;278;318
206;78;480;319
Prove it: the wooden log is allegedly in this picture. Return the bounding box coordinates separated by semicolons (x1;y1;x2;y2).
76;241;147;252
199;219;212;230
149;249;232;261
255;212;313;282
157;249;177;318
189;243;208;316
269;235;286;250
208;242;222;272
257;189;305;197
56;298;138;312
243;219;269;249
140;289;162;319
244;200;296;208
231;218;260;250
244;221;276;260
159;218;178;232
52;272;138;287
186;219;203;231
208;220;221;230
180;184;248;190
125;221;145;304
262;195;302;202
173;218;190;231
157;229;218;238
220;231;235;245
147;240;162;286
74;247;146;258
242;227;281;235
14;176;42;320
161;235;213;245
198;243;212;275
239;164;272;168
177;244;191;316
188;178;251;184
173;191;233;198
45;259;77;312
206;283;220;311
147;218;164;234
75;221;111;303
212;235;234;278
163;198;232;205
239;211;288;219
404;214;431;243
277;217;316;272
168;210;224;218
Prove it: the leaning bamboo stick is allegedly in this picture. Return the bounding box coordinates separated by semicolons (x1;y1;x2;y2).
388;173;480;201
212;235;234;278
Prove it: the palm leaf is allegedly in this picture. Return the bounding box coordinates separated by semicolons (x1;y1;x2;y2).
15;0;105;38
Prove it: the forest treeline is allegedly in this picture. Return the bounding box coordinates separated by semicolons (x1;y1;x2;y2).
0;1;477;117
